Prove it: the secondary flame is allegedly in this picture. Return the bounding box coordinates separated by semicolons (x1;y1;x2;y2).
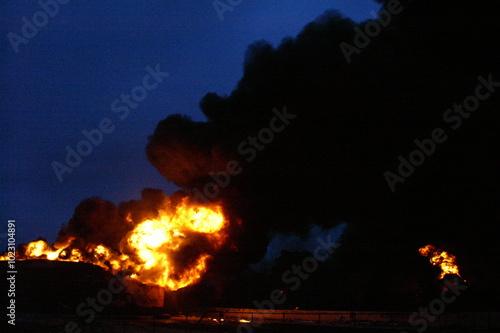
419;244;461;279
1;197;228;291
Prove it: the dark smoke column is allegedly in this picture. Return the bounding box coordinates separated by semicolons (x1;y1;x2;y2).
146;0;500;309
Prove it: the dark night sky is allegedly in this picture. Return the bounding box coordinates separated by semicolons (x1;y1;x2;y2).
0;1;380;245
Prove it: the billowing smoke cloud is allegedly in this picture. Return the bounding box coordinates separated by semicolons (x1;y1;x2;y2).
145;0;500;309
56;197;127;250
146;115;232;188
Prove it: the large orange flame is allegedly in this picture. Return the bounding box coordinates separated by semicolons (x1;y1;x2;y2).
0;197;228;290
418;244;461;279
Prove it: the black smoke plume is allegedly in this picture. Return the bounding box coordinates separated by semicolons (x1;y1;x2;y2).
146;0;499;309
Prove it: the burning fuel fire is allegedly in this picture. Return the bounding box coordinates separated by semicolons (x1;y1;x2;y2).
419;244;461;279
1;197;228;290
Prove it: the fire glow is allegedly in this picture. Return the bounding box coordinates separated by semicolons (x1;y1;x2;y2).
0;197;228;291
419;244;461;279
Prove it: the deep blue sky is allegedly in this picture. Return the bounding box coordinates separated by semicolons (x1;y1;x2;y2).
1;1;380;246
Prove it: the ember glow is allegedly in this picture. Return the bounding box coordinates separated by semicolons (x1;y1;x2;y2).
1;197;228;290
419;244;461;279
